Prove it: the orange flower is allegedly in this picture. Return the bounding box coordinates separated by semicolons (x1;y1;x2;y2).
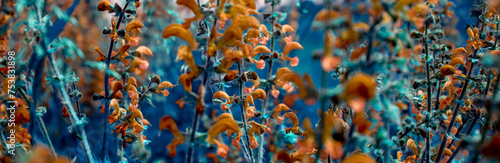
61;106;69;118
342;73;377;108
272;104;291;124
466;27;482;50
206;113;241;157
407;3;431;28
252;88;266;100
162;24;199;50
283;112;299;134
97;0;113;12
213;91;232;111
159;116;185;157
341;153;375;163
439;65;455;78
176;0;204;29
247;121;266;149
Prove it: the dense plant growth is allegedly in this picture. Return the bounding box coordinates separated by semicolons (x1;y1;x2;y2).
1;0;500;163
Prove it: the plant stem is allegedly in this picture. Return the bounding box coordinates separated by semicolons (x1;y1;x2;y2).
102;2;130;161
314;67;328;163
185;56;212;163
0;72;32;107
435;12;485;162
447;112;478;163
492;16;499;50
48;54;94;163
451;73;493;163
448;73;491;150
36;113;56;157
185;112;200;163
434;81;442;111
471;73;499;163
257;2;276;162
72;83;82;116
238;62;254;163
137;80;153;104
423;21;431;163
435;45;479;163
366;19;376;62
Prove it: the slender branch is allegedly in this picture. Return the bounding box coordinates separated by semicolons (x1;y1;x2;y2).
434;80;442;112
102;2;130;161
36;112;56;157
435;8;485;161
314;65;328;163
185;55;212;163
435;41;480;163
451;72;493;163
238;62;254;163
423;21;432;163
472;73;500;162
48;54;94;163
257;1;276;162
315;1;333;162
72;83;82;116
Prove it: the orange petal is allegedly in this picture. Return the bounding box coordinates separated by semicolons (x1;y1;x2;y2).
283;42;303;56
162;24;198;50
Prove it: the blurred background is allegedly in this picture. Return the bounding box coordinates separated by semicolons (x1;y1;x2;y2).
2;0;477;162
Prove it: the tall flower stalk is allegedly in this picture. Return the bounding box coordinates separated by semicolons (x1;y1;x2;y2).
102;1;131;161
435;6;486;162
48;54;94;163
257;1;276;162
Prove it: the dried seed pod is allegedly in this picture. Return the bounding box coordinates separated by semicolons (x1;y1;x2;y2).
240;73;247;82
410;31;424;39
246;71;258;80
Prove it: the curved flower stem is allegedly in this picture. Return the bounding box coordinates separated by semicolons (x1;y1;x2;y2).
102;2;130;161
48;54;94;163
